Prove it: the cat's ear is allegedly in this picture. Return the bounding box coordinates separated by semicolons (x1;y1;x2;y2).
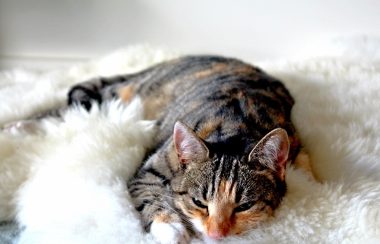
248;128;290;180
173;121;209;164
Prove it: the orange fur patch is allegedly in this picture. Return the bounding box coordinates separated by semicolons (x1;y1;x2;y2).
118;84;135;102
231;212;268;234
204;180;237;237
294;150;318;181
154;212;176;223
197;119;223;139
255;170;276;184
233;65;256;75
143;95;171;120
193;63;227;79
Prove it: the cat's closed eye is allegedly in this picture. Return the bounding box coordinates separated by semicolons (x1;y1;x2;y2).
234;201;255;212
192;197;207;209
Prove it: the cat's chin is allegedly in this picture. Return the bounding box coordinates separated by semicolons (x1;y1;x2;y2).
195;233;232;244
190;218;228;243
191;218;250;243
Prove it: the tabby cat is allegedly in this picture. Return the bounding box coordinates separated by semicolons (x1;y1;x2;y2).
21;56;303;243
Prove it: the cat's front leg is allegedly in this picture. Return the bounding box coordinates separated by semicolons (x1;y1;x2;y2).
150;213;190;244
129;176;191;243
68;78;104;110
67;75;132;110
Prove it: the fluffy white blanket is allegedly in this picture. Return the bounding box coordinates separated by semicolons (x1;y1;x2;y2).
0;42;380;243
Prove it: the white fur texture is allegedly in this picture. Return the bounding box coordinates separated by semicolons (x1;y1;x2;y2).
1;98;157;244
151;221;190;244
0;41;380;243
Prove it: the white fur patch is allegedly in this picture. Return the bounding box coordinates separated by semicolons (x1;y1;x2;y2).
190;219;204;234
150;221;190;244
1;98;156;244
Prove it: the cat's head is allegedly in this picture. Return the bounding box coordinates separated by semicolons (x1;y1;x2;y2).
171;121;289;240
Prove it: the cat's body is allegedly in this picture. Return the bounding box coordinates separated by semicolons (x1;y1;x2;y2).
13;56;302;243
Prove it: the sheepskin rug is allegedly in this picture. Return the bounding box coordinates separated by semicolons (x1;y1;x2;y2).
1;41;380;243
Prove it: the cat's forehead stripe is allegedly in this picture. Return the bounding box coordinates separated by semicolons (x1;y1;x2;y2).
217;180;236;201
214;155;225;194
207;156;242;202
227;158;239;185
208;158;220;200
210;156;225;199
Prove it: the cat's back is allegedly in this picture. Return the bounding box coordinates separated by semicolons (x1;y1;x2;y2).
129;55;294;119
133;55;277;98
128;55;298;158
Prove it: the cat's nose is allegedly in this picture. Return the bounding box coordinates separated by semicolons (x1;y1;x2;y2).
206;205;232;239
207;230;226;240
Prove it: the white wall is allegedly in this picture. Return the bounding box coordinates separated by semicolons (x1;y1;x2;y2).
0;0;379;69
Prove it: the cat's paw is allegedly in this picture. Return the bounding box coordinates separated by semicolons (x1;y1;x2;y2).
150;221;190;244
68;82;102;111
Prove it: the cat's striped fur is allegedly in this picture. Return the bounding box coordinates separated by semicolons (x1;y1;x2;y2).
39;56;301;242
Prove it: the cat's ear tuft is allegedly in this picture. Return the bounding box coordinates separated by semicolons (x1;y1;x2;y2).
248;128;290;180
173;121;209;164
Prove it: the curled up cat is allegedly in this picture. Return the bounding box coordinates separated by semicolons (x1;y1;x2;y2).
6;55;312;243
